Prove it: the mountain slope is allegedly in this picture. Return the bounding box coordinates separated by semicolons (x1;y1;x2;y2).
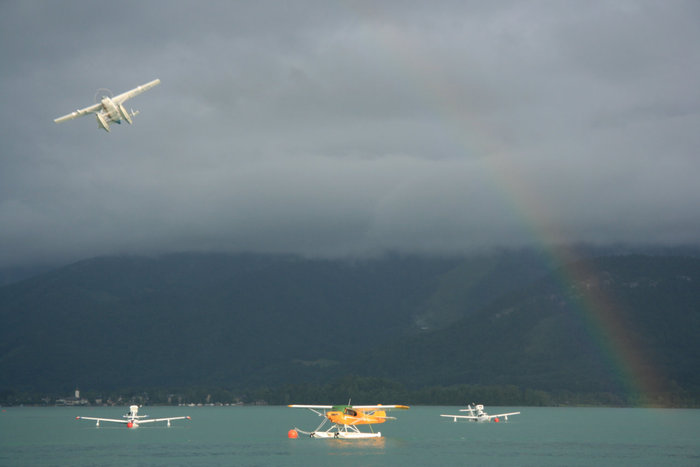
1;252;697;406
352;255;700;403
0;253;463;391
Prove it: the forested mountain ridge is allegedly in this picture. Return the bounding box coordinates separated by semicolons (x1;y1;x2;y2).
0;253;464;391
354;255;700;405
1;252;698;406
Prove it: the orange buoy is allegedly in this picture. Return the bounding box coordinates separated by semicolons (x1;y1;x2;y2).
288;429;299;439
494;417;500;423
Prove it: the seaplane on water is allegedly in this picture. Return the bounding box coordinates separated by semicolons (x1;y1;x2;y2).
76;405;190;428
54;79;160;132
288;402;409;439
441;403;520;423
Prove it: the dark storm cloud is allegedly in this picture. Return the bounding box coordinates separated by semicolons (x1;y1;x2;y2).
1;0;699;267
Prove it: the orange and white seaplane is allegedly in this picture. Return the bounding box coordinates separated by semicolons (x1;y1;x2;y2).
288;402;409;439
76;405;190;428
441;403;520;423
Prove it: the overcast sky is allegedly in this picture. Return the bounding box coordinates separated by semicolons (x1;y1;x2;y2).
1;1;699;268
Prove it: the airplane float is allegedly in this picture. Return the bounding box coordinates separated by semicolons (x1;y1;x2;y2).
440;403;520;423
76;405;190;428
54;79;160;132
288;403;409;439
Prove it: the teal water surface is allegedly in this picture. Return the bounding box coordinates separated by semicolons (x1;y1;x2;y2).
1;406;698;466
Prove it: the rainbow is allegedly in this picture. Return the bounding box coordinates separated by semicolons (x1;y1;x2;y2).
549;257;667;405
365;21;668;405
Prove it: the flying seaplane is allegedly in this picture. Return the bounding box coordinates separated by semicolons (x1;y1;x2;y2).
288;402;409;439
54;79;160;132
441;403;520;423
76;405;190;428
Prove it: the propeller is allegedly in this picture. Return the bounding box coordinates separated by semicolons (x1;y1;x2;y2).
94;88;113;103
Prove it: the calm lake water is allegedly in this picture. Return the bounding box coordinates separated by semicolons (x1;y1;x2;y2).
1;406;698;466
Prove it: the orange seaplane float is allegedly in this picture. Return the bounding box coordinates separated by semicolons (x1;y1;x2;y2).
288;403;409;439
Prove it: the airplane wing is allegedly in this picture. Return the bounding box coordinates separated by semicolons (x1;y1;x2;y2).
112;79;161;105
54;102;102;123
137;416;191;424
288;404;409;413
350;405;409;418
487;412;520;419
76;416;128;424
288;405;334;409
440;414;479;420
352;405;410;410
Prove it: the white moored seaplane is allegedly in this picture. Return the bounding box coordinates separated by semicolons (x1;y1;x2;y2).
76;405;190;428
54;79;160;132
441;403;520;423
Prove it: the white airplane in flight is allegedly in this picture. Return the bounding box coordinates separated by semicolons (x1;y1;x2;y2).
441;404;520;423
54;79;160;132
76;405;190;428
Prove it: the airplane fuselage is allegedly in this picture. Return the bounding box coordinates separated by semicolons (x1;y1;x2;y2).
326;408;388;425
96;97;134;131
101;97;120;121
